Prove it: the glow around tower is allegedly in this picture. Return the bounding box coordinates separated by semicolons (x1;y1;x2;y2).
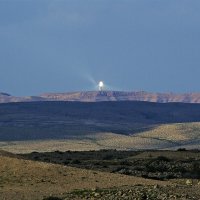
98;81;104;91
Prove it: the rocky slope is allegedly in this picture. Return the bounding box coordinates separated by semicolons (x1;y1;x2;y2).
22;150;200;200
0;153;169;200
62;185;200;200
2;91;200;103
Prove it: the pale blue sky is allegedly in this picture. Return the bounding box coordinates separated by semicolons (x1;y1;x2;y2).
0;0;200;96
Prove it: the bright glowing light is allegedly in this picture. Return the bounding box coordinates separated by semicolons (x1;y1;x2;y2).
99;81;104;87
98;81;104;91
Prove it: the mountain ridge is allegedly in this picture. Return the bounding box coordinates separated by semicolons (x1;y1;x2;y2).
2;91;200;103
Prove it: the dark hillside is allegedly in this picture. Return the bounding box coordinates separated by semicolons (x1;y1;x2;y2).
1;101;200;140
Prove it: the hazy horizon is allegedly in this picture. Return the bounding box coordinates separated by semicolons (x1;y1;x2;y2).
1;0;200;96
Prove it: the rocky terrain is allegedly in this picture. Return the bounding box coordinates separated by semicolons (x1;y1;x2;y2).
22;150;200;181
1;149;199;200
56;185;200;200
25;150;200;200
2;91;200;103
0;150;172;200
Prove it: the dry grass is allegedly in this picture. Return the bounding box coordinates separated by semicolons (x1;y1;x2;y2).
0;122;200;154
0;139;103;154
134;122;200;141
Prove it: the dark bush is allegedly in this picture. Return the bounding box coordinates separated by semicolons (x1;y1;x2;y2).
71;159;81;164
177;148;187;151
173;166;187;173
146;164;157;172
43;197;63;200
102;154;114;160
33;156;39;160
94;162;100;165
55;150;64;155
156;156;170;162
63;160;70;165
120;160;132;166
32;151;39;154
44;158;50;162
192;162;200;178
146;160;168;172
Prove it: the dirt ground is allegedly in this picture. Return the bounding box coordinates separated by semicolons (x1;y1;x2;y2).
0;154;171;200
1;149;200;200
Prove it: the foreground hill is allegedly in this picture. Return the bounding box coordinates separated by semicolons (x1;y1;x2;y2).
1;101;200;141
0;152;170;200
2;91;200;103
1;150;200;199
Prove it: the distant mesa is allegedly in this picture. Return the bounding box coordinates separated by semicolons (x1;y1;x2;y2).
32;91;200;104
1;91;200;104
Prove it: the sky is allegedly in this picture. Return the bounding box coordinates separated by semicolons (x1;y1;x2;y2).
0;0;200;96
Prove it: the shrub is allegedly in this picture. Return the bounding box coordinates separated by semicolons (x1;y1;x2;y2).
102;154;114;160
71;159;81;164
120;160;132;166
63;160;70;165
192;162;200;178
43;197;63;200
177;148;187;151
54;150;64;155
156;156;170;162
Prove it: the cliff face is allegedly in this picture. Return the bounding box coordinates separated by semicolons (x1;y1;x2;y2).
1;91;200;103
